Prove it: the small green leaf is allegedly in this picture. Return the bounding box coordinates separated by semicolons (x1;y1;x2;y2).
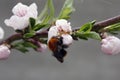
74;32;88;40
108;31;118;35
23;42;37;48
79;23;92;32
37;1;48;20
12;42;29;53
75;31;101;40
23;32;35;38
58;0;75;19
106;22;120;32
12;41;38;53
59;8;72;19
33;23;50;31
83;32;101;40
15;45;29;53
91;20;96;25
48;0;55;19
78;21;96;32
78;36;88;40
37;0;55;22
29;17;36;28
41;14;51;24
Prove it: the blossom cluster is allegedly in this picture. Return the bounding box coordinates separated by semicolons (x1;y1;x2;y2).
0;2;120;62
48;19;73;62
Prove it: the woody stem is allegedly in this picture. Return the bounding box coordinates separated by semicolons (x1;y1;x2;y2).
1;15;120;45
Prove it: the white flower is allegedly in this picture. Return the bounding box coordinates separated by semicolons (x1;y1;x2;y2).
101;36;120;55
48;19;72;41
4;3;38;30
0;27;4;39
56;19;72;33
48;19;73;46
61;34;73;45
48;26;59;41
0;44;10;60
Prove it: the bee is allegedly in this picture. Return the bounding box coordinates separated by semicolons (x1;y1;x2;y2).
48;36;67;63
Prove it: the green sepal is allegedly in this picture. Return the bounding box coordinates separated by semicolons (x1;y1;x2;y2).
29;17;36;28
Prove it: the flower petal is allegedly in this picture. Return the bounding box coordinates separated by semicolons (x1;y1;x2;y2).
48;26;59;42
61;34;73;45
12;3;28;17
4;15;29;30
0;27;4;39
56;19;72;32
28;3;38;18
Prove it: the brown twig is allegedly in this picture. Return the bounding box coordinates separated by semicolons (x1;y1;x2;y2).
73;15;120;32
92;15;120;31
1;15;120;45
0;33;22;45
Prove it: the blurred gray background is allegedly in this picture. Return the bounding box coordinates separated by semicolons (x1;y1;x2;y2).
0;0;120;80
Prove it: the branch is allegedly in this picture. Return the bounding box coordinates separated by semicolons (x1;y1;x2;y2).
92;15;120;31
1;15;120;45
73;15;120;32
0;30;48;45
0;33;22;45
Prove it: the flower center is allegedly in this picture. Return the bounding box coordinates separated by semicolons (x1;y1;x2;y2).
17;10;27;17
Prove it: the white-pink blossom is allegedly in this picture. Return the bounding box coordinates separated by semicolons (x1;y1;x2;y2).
4;3;38;30
0;44;10;60
61;34;73;45
56;19;72;33
48;26;59;41
101;36;120;55
48;19;73;46
0;27;4;39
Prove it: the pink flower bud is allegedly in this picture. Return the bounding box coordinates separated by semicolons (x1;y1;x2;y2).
101;36;120;55
61;34;73;45
4;3;38;30
36;43;47;52
0;44;10;60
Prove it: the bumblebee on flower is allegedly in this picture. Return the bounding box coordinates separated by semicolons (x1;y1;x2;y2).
48;19;73;63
